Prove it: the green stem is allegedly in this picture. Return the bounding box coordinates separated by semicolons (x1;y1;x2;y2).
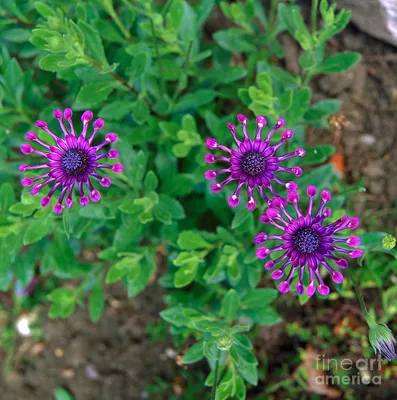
269;0;278;29
84;56;164;120
349;269;371;322
172;41;193;103
311;0;319;33
150;20;166;96
112;12;132;41
211;349;221;400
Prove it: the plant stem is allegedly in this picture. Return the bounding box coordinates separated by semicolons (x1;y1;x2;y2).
211;349;221;400
349;268;371;322
84;56;164;120
112;13;132;41
269;0;278;29
150;20;166;96
311;0;319;33
172;41;193;103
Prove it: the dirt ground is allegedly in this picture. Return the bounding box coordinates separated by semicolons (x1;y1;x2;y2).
0;283;176;400
1;17;397;400
306;27;397;229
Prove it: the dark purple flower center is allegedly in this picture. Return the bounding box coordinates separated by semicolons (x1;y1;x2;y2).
62;149;89;176
293;228;320;254
241;151;266;176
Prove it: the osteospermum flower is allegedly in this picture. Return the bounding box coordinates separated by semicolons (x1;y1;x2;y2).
254;186;362;296
20;109;123;214
204;114;305;210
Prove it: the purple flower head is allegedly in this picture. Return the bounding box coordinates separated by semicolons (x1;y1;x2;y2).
204;114;305;210
20;109;124;214
255;185;362;296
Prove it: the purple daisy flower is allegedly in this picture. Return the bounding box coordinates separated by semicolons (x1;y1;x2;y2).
254;186;362;296
19;109;124;214
204;113;305;210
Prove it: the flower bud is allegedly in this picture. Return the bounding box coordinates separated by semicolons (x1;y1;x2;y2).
382;235;396;250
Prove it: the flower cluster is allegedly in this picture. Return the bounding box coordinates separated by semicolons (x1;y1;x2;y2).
205;113;363;297
254;186;362;296
20;109;123;214
204;114;305;210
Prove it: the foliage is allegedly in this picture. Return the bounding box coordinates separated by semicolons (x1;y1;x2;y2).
0;0;395;398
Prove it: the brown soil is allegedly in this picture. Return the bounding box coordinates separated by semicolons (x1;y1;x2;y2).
306;27;397;229
0;283;176;400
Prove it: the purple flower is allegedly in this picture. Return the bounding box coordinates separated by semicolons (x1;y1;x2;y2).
20;109;124;214
204;114;305;210
254;186;362;296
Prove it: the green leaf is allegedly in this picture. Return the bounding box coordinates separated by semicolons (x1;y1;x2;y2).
297;145;335;166
358;232;390;251
4;58;24;106
179;2;197;42
105;256;141;284
158;195;185;219
235;345;258;365
268;65;297;85
315;52;361;74
39;54;68;72
213;29;256;53
220;289;241;322
48;288;77;319
238;361;258;385
173;252;201;267
182;341;204;364
304;99;341;121
144;171;159;193
174;89;217;112
89;284;105;322
286;87;311;126
99;101;135;120
241;288;278;309
35;1;56;18
0;183;15;214
244;307;282;326
0;244;11;279
228;261;241;282
166;0;184;31
63;209;70;240
129;53;150;81
10;203;39;217
131;98;150;125
76;82;115;105
79;21;109;66
118;200;144;215
23;216;51;245
174;262;198;287
55;387;74;400
2;28;31;43
177;231;210;250
127;256;154;297
160;306;190;327
153;203;172;225
231;208;250;229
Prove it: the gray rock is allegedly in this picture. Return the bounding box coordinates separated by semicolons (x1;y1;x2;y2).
337;0;397;47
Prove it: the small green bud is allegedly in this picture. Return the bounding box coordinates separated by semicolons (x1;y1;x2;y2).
47;36;62;51
381;235;396;250
47;16;60;30
152;13;163;26
216;335;232;351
